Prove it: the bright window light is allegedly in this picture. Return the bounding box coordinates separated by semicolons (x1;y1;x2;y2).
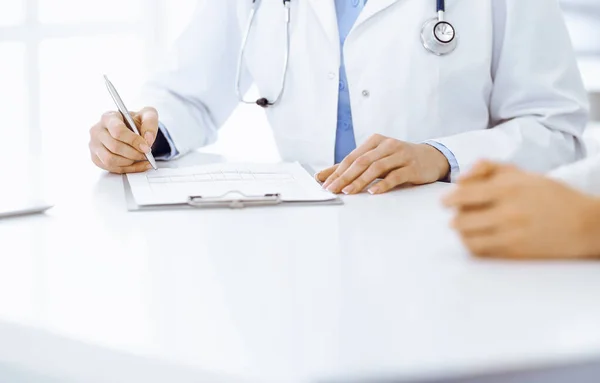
39;35;146;163
0;2;24;26
0;0;277;168
38;0;142;24
0;43;28;161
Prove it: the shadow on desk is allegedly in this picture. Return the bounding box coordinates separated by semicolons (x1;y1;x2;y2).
0;321;253;383
0;362;68;383
338;358;600;383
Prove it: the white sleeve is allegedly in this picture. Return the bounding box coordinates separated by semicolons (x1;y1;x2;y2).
140;0;252;157
549;155;600;196
435;0;589;174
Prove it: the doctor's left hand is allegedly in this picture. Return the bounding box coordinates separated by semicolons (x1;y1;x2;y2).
316;134;450;195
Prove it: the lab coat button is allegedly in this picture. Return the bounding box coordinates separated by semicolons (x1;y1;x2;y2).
362;90;370;97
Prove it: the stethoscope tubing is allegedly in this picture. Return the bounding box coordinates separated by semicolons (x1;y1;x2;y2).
237;0;455;108
437;0;445;12
236;0;291;107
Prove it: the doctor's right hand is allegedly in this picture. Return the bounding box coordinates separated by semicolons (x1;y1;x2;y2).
89;107;159;174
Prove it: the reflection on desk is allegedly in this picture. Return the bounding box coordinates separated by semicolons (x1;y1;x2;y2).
1;152;600;383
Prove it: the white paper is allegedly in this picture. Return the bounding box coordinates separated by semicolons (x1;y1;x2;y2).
126;162;336;206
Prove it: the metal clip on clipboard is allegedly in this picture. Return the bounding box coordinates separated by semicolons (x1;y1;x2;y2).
187;191;283;209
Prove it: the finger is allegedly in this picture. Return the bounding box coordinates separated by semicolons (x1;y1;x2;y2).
93;144;137;169
109;161;153;175
101;111;123;124
443;182;500;209
105;113;151;154
328;146;397;194
338;154;403;194
368;167;412;194
97;129;147;161
91;152;107;171
323;134;387;189
459;161;517;184
92;151;152;174
462;228;537;260
136;107;159;146
458;160;499;183
460;231;509;258
452;207;504;235
316;165;338;183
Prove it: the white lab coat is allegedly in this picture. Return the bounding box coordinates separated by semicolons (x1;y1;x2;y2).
142;0;588;173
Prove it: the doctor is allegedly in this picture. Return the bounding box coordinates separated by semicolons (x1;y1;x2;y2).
89;0;588;195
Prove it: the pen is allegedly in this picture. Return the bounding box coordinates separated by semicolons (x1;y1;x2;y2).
103;75;158;170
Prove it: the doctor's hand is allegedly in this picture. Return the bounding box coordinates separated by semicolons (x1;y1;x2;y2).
316;134;450;195
89;107;159;174
443;161;600;260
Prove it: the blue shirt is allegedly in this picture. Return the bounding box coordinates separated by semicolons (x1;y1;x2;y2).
334;0;362;164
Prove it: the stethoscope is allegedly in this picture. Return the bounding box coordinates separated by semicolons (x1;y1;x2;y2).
236;0;457;108
421;0;457;56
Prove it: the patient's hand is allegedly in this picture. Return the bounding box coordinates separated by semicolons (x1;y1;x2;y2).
443;161;600;260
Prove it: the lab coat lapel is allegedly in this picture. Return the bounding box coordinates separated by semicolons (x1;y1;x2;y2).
306;0;339;46
354;0;402;29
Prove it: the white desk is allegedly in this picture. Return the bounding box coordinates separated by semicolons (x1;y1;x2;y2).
1;153;600;383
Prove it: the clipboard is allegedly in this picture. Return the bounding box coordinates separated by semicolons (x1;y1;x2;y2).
122;164;343;212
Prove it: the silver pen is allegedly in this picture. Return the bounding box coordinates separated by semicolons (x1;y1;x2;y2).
103;75;158;170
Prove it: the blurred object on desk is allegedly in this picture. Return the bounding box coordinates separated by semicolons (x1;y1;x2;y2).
560;0;600;122
561;0;600;57
589;91;600;122
585;122;600;156
578;58;600;123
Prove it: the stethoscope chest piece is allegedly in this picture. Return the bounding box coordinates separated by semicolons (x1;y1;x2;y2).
421;17;457;56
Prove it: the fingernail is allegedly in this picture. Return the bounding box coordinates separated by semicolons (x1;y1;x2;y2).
146;164;153;170
326;184;337;193
140;144;151;153
323;180;332;189
342;185;354;195
145;132;154;144
368;187;378;195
